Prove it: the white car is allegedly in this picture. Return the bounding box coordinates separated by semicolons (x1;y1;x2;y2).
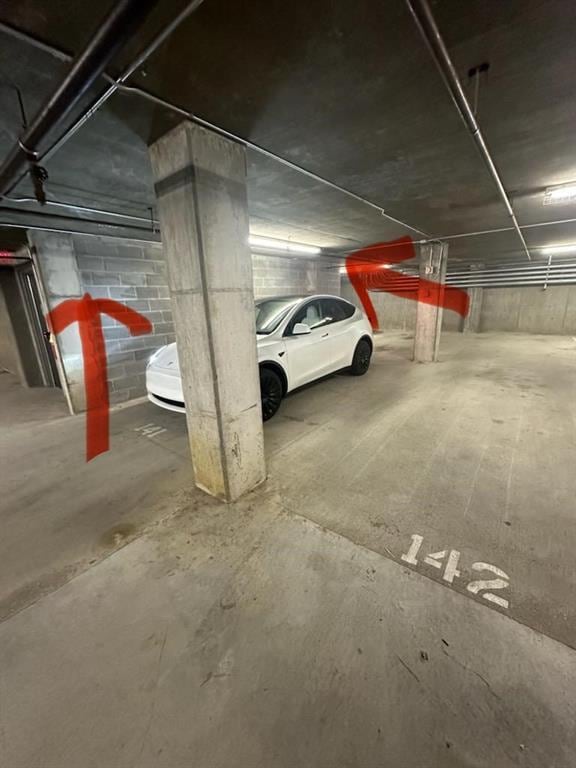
146;294;373;421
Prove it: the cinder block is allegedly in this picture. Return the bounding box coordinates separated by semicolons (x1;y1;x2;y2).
104;258;152;273
85;287;109;299
109;389;131;404
123;299;150;312
73;235;118;258
108;286;137;299
148;298;172;312
107;364;126;381
135;287;159;299
115;244;144;260
107;350;136;365
153;322;174;335
119;373;146;390
146;274;167;286
89;272;121;286
119;272;147;286
77;256;104;271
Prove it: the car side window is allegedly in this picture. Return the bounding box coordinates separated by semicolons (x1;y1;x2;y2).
291;300;323;329
320;298;347;325
337;299;356;320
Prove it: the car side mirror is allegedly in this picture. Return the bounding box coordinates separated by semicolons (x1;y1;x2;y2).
292;322;312;336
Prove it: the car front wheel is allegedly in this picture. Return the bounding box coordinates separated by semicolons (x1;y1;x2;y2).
350;338;372;375
260;367;283;420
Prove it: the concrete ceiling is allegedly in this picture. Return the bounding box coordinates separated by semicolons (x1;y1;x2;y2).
0;0;575;265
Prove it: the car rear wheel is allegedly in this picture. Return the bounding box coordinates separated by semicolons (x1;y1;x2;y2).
260;367;283;421
350;339;372;376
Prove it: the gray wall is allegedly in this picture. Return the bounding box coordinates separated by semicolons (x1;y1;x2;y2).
480;286;576;334
252;253;340;298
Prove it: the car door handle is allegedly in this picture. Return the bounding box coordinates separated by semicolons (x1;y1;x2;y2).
321;332;329;338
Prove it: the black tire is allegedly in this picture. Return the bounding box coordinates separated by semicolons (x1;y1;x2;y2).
260;367;283;421
350;339;372;376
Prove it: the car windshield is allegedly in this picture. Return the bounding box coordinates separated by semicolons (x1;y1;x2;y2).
255;297;301;334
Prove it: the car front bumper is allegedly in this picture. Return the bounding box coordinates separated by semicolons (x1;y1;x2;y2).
146;366;185;413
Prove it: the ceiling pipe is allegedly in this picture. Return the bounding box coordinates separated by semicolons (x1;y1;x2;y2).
0;19;430;239
0;220;160;245
39;0;208;169
2;196;156;225
405;0;532;261
0;0;160;200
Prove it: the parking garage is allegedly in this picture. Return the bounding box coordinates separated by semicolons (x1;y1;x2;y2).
1;1;576;766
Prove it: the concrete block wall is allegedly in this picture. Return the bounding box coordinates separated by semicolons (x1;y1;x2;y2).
72;235;175;406
252;253;340;298
30;231;175;410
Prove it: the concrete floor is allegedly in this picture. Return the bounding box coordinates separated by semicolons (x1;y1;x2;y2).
1;332;576;767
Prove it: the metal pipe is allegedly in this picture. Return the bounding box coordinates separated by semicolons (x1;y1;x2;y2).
0;220;159;244
448;272;576;281
41;0;208;166
0;18;430;239
447;279;576;287
2;195;156;225
448;264;576;277
405;0;532;261
0;0;159;198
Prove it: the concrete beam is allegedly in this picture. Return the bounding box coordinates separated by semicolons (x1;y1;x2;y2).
413;242;447;362
149;122;266;502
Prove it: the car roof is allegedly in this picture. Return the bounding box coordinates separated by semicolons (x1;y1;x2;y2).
255;294;346;304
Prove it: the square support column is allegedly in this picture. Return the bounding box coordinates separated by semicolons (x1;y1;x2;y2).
413;242;447;362
149;122;266;502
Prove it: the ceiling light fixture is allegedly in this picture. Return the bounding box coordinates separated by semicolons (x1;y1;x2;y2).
540;244;576;256
249;235;321;255
543;183;576;206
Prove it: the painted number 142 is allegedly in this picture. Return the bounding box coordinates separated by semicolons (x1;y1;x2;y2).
400;534;510;610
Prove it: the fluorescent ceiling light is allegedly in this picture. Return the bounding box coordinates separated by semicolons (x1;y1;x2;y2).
543;183;576;206
540;244;576;256
249;235;321;255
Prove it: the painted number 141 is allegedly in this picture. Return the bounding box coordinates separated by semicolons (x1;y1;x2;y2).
400;534;510;610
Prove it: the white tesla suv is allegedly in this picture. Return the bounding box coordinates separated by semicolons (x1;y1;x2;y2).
146;294;373;421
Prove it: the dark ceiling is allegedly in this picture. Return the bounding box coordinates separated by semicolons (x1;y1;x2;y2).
0;0;574;265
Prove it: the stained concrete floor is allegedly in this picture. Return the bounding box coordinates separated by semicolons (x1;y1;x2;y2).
1;332;576;767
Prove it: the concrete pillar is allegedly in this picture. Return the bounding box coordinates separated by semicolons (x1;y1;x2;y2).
413;241;447;362
462;265;484;333
149;122;266;502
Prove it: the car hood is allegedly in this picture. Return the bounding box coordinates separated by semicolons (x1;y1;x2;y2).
150;342;179;371
151;334;280;373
